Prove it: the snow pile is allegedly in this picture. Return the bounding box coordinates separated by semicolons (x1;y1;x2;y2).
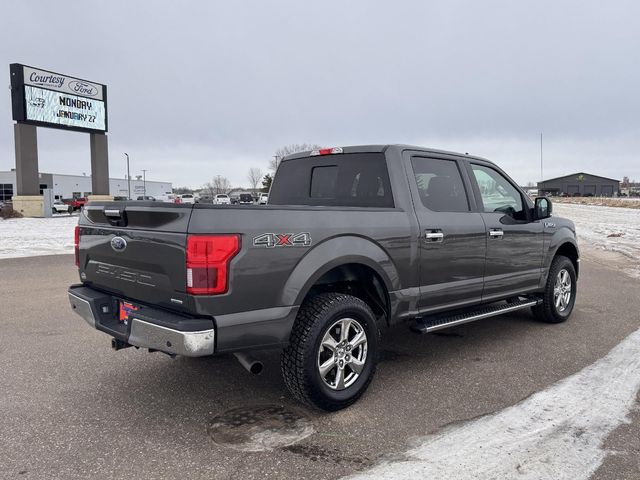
349;328;640;480
0;216;78;259
554;203;640;278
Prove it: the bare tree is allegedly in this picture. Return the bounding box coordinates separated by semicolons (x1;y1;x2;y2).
247;167;263;191
212;175;232;194
201;182;215;197
203;175;232;195
270;144;322;172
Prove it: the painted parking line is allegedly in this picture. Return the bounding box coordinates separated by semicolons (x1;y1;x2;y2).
348;328;640;480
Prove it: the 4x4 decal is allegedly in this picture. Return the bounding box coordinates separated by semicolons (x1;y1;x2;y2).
253;232;312;248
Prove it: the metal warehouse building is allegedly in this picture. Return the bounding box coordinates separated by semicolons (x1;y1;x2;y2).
0;170;172;201
538;172;620;197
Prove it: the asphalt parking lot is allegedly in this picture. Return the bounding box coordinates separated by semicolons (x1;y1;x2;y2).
1;251;639;479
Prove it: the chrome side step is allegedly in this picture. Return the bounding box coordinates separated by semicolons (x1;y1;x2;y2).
411;298;541;334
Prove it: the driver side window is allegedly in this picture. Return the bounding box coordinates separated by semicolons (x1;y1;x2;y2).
471;164;525;219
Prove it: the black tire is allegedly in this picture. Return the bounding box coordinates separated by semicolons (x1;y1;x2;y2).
281;293;380;411
532;255;577;323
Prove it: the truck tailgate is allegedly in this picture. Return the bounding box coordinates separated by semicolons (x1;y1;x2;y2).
79;202;194;311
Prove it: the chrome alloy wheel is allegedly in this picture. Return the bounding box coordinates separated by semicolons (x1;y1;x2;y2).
317;317;368;391
554;268;572;312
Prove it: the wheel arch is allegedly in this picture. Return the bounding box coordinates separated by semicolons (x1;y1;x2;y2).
554;241;580;277
280;236;399;324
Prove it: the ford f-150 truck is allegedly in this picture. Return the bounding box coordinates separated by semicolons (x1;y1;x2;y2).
68;145;579;410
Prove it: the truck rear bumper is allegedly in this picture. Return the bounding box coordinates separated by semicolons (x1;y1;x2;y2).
68;285;215;357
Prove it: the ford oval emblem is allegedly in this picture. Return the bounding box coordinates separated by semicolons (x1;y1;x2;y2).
111;236;127;252
69;80;99;97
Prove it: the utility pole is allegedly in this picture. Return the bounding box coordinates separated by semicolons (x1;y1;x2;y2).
124;153;131;200
142;169;147;197
273;155;279;171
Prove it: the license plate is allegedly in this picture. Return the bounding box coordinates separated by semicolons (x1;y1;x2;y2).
119;301;138;324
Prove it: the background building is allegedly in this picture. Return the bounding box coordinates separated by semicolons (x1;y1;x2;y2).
538;172;620;197
0;170;172;201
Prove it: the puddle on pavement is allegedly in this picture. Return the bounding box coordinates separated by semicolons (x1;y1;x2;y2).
207;405;315;452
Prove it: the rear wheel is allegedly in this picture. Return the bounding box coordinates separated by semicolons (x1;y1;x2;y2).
281;293;379;411
532;255;577;323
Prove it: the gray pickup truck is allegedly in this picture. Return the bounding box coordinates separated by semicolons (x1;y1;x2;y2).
68;145;579;410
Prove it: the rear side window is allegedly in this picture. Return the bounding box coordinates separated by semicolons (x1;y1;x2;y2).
310;166;338;199
410;157;469;212
269;153;394;207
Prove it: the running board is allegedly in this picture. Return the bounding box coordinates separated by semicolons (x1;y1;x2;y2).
411;298;541;334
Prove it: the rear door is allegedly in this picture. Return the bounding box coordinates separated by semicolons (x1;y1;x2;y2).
465;162;544;301
406;153;487;313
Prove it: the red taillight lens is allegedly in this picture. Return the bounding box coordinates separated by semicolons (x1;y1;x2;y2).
74;225;80;267
186;234;240;295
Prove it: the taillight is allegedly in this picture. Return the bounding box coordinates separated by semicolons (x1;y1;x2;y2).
186;234;240;295
310;147;343;156
74;225;80;267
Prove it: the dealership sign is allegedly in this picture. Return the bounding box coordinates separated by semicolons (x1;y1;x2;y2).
10;64;107;133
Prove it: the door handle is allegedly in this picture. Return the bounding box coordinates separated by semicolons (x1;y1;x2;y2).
425;230;444;242
489;229;504;238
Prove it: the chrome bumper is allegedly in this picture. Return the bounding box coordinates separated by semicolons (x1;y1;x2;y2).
68;291;215;357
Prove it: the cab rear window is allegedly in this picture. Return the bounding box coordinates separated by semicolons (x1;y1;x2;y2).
269;153;394;208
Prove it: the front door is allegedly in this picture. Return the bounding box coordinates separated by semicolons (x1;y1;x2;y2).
467;162;544;301
407;155;487;314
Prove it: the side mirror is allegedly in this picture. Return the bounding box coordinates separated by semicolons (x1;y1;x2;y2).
534;196;552;220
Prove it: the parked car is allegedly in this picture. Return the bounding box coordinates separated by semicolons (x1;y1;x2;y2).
258;193;269;205
112;196;129;201
69;145;578;411
198;195;214;204
52;201;73;214
65;197;88;210
180;194;196;204
239;193;254;204
214;194;231;205
136;196;156;201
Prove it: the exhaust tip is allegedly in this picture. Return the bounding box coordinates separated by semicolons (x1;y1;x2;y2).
250;362;264;375
234;352;264;375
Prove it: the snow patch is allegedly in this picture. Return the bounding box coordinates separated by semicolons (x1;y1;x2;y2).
348;328;640;480
554;203;640;261
0;216;78;259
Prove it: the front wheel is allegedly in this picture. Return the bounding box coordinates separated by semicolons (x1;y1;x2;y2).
532;255;577;323
281;293;379;411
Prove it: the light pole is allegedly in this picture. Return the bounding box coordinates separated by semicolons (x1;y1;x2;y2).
124;153;131;200
540;133;543;183
142;169;147;197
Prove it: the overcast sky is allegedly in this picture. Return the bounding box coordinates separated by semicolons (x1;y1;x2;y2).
1;1;639;188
